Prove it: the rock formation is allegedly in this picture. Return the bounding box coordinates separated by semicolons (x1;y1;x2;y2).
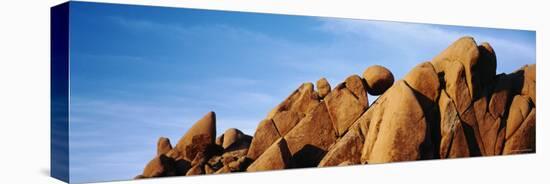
136;36;536;179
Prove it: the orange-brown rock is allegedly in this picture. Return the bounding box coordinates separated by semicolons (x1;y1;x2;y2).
344;75;369;106
190;151;209;166
432;36;480;98
284;103;338;167
361;81;427;163
174;111;216;161
186;164;204;176
221;128;245;149
157;137;173;156
488;75;513;119
316;77;331;98
358;92;389;163
479;117;503;156
520;64;536;104
272;111;304;136
403;62;440;103
141;155;176;177
247;138;292;171
506;95;533;139
443;61;472;114
363;65;394;95
503;109;536;154
215;134;224;146
318;125;364;166
325;83;366;137
246;119;281;160
267;82;320;119
136;36;536;179
438;91;469;158
351;107;373;142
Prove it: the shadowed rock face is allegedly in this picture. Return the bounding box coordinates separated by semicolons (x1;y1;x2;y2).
363;65;394;96
136;36;535;179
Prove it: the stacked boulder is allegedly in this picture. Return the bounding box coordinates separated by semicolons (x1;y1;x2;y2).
136;36;535;179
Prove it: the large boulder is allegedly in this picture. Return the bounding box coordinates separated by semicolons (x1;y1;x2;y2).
403;62;440;103
344;75;369;106
272;111;305;136
247;138;292;171
506;95;533;139
363;65;394;95
316;77;331;98
361;81;427;164
431;36;480;98
174;112;216;161
246;119;281;160
221;128;247;149
443;61;472;114
324;83;366;137
503;109;536;154
284;103;338;167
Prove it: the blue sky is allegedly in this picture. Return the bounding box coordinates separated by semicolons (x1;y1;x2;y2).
67;2;535;183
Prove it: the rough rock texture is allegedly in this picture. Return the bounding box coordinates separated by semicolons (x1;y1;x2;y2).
318;125;364;166
325;83;366;137
246;138;292;171
503;109;535;154
361;81;428;163
174;112;216;161
272;111;305;136
284;103;338;167
438;91;469;158
363;65;394;95
136;37;535;179
247;119;281;160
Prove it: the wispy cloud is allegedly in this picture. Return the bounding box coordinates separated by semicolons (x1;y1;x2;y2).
317;18;536;74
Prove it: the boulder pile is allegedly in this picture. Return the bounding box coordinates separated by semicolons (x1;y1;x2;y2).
135;37;536;179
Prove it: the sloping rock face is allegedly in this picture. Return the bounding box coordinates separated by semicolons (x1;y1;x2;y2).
360;80;428;163
174;112;217;161
246;138;293;171
136;36;535;179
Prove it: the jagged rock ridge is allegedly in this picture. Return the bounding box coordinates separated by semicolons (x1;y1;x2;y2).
135;36;536;179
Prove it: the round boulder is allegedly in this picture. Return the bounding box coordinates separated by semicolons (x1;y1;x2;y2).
363;65;394;95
